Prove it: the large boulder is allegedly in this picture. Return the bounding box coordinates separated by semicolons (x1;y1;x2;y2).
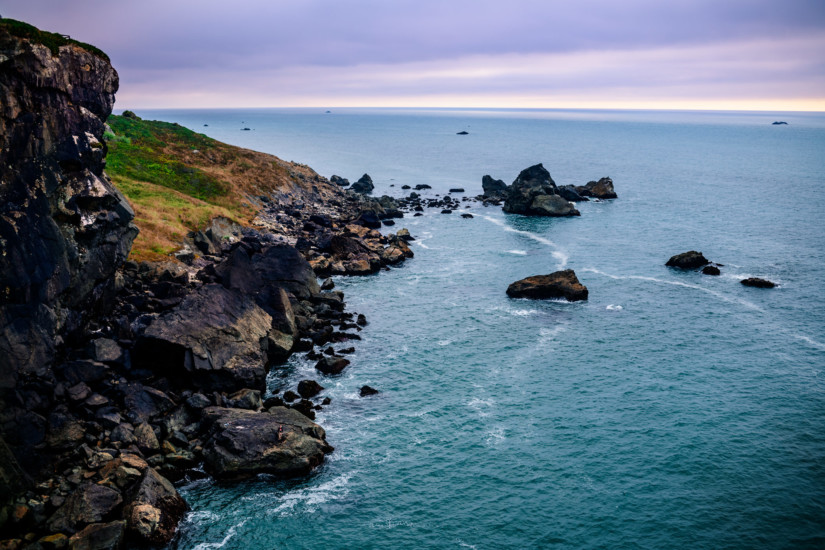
0;24;138;383
67;520;126;550
200;407;333;479
350;174;374;194
216;242;319;302
503;164;579;217
741;277;776;288
576;177;617;199
666;251;710;269
47;484;123;534
482;175;507;198
506;270;589;302
123;468;187;545
133;284;289;393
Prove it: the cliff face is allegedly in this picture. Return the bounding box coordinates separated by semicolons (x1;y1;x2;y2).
0;25;137;383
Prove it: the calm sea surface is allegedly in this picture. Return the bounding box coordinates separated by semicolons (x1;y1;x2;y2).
133;108;825;549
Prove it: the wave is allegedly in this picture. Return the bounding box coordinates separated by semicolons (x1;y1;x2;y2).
506;249;528;255
793;334;825;351
581;268;763;312
606;304;623;311
192;519;247;550
479;215;569;268
268;473;353;517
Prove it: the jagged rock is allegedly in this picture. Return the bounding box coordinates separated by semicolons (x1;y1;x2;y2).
0;24;138;384
133;285;286;393
741;277;776;288
282;390;299;403
47;484;123;533
67;520;125;550
506;270;589;302
200;407;333;479
503;164;579;216
481;175;507;198
666;251;710;269
297;380;324;399
123;468;187;545
557;185;588;202
315;356;350;375
360;385;379;397
350;174;374;194
575;177;617;199
330;175;350;187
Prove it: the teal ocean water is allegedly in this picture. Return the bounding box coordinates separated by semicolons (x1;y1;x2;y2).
136;108;825;549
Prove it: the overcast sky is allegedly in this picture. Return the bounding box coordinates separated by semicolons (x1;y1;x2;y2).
4;0;824;110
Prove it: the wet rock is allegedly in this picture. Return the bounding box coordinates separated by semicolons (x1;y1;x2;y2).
321;278;335;291
315;355;350;375
414;184;432;190
702;265;721;276
350;174;374;194
123;468;187;545
200;407;333;479
666;251;710;269
557;185;588;202
67;520;125;550
297;380;324;399
577;177;617;199
47;484;123;533
482;175;507;198
506;269;589;302
461;213;474;219
282;390;299;403
741;277;776;288
356;314;368;326
359;385;379;397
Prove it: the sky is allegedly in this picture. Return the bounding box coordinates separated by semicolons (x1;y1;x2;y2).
4;0;825;111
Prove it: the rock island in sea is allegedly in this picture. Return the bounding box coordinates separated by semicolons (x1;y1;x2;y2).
0;19;413;548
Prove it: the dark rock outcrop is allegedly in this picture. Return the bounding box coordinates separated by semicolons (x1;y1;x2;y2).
506;270;589;302
200;406;333;479
502;164;579;217
330;175;350;187
702;265;721;276
350;174;374;194
0;24;138;383
124;468;187;545
360;385;379;397
741;277;776;288
47;483;123;533
575;177;617;199
666;251;710;269
297;380;324;399
481;175;507;199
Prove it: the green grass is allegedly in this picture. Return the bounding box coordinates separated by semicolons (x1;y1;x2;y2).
107;115;229;201
0;18;109;62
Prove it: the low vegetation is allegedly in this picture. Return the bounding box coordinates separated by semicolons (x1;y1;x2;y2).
105;113;306;262
0;18;109;61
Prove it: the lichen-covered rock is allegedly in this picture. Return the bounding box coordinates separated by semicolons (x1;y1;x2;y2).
123;468;187;545
0;24;138;383
200;407;333;479
506;269;589;302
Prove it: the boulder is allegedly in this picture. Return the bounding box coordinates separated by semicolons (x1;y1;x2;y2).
216;242;319;301
666;251;710;269
67;520;125;550
557;185;588;202
47;484;123;533
200;407;333;479
481;175;507;198
529;194;580;217
123;468;187;545
741;277;776;288
350;174;374;194
360;385;379;397
297;380;324;399
577;177;617;199
503;164;578;217
506;269;588;302
353;210;382;229
228;388;262;411
315;356;350;375
702;265;721;276
330;175;350;187
133;285;284;393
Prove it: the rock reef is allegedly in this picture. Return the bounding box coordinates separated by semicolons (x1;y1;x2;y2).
507;270;589;302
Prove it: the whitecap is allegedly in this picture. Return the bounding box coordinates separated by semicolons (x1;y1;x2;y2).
606;304;623;311
192;519;247;550
511;308;540;316
438;339;453;346
506;249;528;255
268;473;353;517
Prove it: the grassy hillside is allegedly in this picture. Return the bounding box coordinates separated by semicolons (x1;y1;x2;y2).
105;113;313;262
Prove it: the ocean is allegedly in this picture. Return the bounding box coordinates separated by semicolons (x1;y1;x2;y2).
132;108;825;549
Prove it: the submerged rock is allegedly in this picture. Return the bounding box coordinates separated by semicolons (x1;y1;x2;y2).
666;251;710;269
200;406;333;479
741;277;776;288
506;269;589;302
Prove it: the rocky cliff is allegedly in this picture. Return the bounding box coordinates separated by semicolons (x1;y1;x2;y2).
0;22;137;383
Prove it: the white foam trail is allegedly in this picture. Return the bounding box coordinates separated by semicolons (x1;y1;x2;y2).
581;268;763;312
506;249;528;255
192;519;247;550
479;215;569;268
793;334;825;351
606;304;623;311
269;473;353;517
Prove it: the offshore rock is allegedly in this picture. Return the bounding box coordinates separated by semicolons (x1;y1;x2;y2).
666;251;710;269
350;174;374;194
0;24;138;382
741;277;776;288
200;406;333;479
503;164;579;217
481;175;507;198
506;269;589;302
558;185;588;202
575;177;617;199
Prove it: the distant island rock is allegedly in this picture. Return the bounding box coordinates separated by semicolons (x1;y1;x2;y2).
241;127;251;131
666;251;710;269
772;121;788;125
741;277;776;288
457;131;469;135
506;269;589;302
